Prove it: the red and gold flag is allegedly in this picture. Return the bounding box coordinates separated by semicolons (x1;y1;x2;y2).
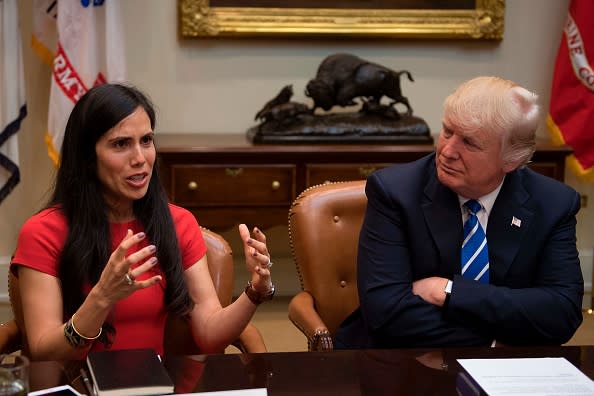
547;0;594;181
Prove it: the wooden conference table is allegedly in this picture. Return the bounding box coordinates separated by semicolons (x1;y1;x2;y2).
31;346;594;395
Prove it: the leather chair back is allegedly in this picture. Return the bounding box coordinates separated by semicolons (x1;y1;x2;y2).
288;181;367;340
164;227;234;355
201;227;234;307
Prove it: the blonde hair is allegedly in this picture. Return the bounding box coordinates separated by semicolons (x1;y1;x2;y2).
442;76;540;166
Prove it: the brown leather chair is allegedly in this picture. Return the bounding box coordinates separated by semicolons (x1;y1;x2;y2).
0;227;266;355
288;180;367;351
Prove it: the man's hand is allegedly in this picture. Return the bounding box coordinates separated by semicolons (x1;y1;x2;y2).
412;277;449;307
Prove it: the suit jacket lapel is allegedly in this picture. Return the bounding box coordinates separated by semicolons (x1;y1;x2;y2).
487;170;534;283
422;169;463;276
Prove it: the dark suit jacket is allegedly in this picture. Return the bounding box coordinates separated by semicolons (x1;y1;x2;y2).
336;153;583;348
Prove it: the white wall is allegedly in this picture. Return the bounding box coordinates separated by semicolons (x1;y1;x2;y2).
2;0;593;301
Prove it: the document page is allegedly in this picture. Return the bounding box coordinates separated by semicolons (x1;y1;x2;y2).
457;358;594;395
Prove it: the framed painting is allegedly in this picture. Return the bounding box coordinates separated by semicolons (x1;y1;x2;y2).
178;0;505;40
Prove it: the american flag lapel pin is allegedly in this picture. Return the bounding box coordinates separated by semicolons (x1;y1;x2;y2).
511;216;522;228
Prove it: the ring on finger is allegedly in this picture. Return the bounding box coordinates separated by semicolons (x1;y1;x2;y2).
124;273;135;286
265;260;273;269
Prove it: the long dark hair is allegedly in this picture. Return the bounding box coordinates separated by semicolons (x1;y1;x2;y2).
50;84;193;344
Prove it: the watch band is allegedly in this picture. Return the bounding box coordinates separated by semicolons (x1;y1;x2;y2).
244;281;275;305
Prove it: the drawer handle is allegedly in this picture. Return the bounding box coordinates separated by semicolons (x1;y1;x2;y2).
358;166;377;178
188;181;198;190
271;180;280;190
225;167;244;177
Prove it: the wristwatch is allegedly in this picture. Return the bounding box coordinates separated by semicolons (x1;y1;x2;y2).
244;281;275;305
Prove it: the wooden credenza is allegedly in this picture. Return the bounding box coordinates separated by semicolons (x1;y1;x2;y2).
157;133;571;231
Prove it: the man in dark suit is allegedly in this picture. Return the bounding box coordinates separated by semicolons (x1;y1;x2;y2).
336;76;583;348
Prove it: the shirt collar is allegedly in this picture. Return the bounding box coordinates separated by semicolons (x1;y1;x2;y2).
458;176;505;216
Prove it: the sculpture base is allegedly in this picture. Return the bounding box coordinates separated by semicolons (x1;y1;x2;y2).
247;113;433;144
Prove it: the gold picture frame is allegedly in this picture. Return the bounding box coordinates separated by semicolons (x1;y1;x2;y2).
179;0;504;40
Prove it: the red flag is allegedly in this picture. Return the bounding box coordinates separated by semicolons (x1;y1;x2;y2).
547;0;594;181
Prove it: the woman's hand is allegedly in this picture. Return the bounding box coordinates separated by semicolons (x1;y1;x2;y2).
93;229;162;306
238;224;273;295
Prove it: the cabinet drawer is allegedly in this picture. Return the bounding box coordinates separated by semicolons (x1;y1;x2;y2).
306;164;392;187
172;165;296;206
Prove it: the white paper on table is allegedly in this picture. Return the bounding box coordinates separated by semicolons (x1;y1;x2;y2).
176;388;267;396
457;357;594;395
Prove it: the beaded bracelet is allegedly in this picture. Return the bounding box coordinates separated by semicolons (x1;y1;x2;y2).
64;313;102;348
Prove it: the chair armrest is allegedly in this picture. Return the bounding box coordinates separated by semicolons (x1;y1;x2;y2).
288;291;333;351
232;323;267;353
0;320;21;354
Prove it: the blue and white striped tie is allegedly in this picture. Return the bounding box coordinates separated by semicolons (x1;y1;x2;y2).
461;199;489;283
